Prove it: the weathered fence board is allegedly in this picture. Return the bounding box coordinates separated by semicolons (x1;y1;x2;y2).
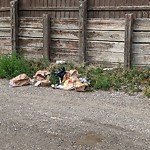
0;17;11;55
0;37;11;54
51;19;79;30
51;52;78;62
87;19;125;31
19;28;43;38
24;53;43;59
20;44;43;60
19;18;43;29
18;38;43;48
133;54;150;65
51;49;78;55
0;48;11;54
18;18;43;59
43;14;51;61
87;31;125;42
134;19;150;31
51;30;79;40
19;47;43;54
87;51;124;63
1;0;150;18
133;32;150;43
0;28;10;37
133;44;150;54
0;37;11;46
50;18;79;62
87;41;124;53
51;40;78;50
0;16;150;67
0;17;10;28
87;18;125;66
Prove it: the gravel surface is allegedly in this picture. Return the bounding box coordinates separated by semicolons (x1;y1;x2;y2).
0;79;150;150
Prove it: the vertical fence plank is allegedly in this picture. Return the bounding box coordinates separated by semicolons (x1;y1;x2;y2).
79;0;87;64
43;14;51;61
124;13;134;68
10;0;19;53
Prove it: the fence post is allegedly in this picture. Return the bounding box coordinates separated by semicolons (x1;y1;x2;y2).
10;0;19;53
124;14;134;69
43;14;51;61
79;0;88;64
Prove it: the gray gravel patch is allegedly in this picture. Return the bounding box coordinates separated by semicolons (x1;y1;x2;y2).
0;79;150;150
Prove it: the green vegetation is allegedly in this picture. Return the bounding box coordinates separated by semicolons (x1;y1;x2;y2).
0;53;150;97
0;53;46;79
48;63;150;96
145;86;150;98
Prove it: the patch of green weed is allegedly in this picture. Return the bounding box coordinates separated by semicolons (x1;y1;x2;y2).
0;53;46;79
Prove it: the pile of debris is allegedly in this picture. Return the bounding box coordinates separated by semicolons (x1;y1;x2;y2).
9;67;90;92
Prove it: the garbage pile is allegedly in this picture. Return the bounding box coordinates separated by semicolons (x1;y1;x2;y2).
9;67;90;92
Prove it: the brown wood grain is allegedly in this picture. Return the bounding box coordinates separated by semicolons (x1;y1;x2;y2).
19;18;43;29
87;51;124;63
134;19;150;31
0;28;10;37
133;54;150;65
0;37;11;55
88;19;125;31
18;37;43;48
51;39;78;50
51;29;79;40
19;28;43;38
133;32;150;43
124;14;134;68
43;14;51;61
0;0;150;18
87;30;125;42
51;19;78;30
87;41;124;53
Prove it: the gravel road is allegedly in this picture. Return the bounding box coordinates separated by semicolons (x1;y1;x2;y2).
0;79;150;150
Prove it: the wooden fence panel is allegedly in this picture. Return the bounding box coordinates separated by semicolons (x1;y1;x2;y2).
132;19;150;66
19;17;43;29
0;15;150;67
88;41;124;53
0;0;10;17
51;19;79;30
0;0;150;18
133;54;150;66
87;30;125;42
0;37;11;55
0;17;11;54
87;19;125;30
88;0;150;18
50;18;79;62
18;0;79;18
134;19;150;31
87;19;125;66
0;17;10;28
18;17;43;59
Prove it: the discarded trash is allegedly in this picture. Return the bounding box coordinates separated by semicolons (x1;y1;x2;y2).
54;67;66;83
9;74;31;87
8;67;90;92
79;78;91;85
62;70;90;91
56;60;66;64
33;70;51;87
51;84;64;89
103;68;114;71
50;68;90;92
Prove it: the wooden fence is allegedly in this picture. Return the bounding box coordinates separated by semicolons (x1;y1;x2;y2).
0;15;150;67
0;0;150;18
0;0;150;67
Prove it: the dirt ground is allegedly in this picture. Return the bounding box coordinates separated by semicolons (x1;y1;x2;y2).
0;79;150;150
